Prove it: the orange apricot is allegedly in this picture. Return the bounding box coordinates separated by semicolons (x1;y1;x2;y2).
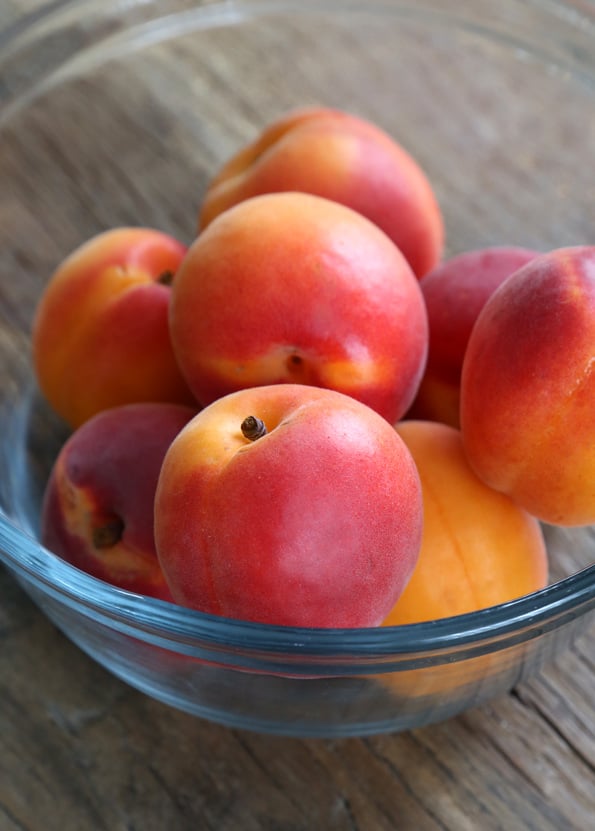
383;420;549;625
32;227;196;428
199;107;444;279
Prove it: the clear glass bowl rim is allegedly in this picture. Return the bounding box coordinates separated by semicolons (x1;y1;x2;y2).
2;512;595;660
0;0;594;668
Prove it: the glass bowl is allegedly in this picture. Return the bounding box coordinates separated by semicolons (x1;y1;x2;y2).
1;0;594;738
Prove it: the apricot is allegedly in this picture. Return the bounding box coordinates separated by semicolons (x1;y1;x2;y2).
171;192;429;424
409;246;538;427
154;384;423;628
382;420;548;625
199;107;444;278
41;403;197;599
32;227;197;428
460;246;595;526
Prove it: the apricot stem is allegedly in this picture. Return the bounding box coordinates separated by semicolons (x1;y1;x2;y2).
92;516;125;548
241;415;267;441
156;270;174;286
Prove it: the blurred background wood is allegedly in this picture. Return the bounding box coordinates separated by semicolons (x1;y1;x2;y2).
2;0;50;28
1;2;595;830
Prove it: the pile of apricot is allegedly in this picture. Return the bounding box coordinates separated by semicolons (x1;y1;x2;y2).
32;107;594;629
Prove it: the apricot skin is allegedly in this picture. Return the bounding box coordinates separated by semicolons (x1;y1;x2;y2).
460;246;595;526
409;246;538;427
383;420;548;625
32;227;197;429
154;384;423;628
171;192;429;424
199;107;444;279
41;403;196;599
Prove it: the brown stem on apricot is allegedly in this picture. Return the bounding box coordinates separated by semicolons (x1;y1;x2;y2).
92;515;125;549
156;270;174;286
241;415;267;441
287;353;303;370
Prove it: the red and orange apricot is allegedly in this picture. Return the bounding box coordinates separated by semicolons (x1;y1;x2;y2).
199;107;444;279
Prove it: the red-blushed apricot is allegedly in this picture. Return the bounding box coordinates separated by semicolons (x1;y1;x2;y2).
460;246;595;527
154;384;423;628
408;246;539;427
41;402;197;599
32;227;197;429
199;107;444;279
171;192;429;424
382;420;548;625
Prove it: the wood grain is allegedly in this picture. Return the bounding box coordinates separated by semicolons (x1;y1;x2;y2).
1;562;595;831
1;2;595;829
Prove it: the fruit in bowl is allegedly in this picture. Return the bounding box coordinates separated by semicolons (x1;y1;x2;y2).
460;246;595;527
1;0;595;741
170;190;429;424
27;100;591;637
198;106;445;279
41;402;197;599
154;384;424;627
409;246;539;427
28;108;590;633
32;227;197;429
383;420;549;626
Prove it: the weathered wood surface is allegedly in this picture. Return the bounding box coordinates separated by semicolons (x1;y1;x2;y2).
1;1;595;829
2;562;595;831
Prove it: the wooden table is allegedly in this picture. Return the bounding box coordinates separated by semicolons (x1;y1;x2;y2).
1;2;595;829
